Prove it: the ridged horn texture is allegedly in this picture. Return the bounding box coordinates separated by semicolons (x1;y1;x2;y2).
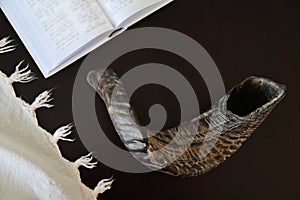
87;68;286;177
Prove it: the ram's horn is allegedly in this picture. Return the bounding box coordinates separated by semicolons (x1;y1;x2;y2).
87;68;286;177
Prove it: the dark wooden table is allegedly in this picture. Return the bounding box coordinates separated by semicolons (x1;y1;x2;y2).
0;1;299;199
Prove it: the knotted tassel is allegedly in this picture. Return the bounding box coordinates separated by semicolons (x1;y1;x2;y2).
92;177;115;198
0;36;16;53
51;123;75;145
74;152;98;169
8;61;36;85
30;90;54;115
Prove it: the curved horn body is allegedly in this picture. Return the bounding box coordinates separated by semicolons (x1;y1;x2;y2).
88;69;286;177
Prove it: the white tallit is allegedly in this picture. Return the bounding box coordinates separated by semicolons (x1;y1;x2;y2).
0;37;113;200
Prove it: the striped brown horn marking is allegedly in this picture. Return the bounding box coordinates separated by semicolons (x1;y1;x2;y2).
87;68;286;177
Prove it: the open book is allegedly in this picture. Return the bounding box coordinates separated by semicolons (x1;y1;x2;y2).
0;0;173;78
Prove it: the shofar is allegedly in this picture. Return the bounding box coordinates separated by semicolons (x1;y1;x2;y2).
87;68;286;177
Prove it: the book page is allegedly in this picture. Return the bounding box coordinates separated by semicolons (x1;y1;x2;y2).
98;0;161;27
15;0;114;70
